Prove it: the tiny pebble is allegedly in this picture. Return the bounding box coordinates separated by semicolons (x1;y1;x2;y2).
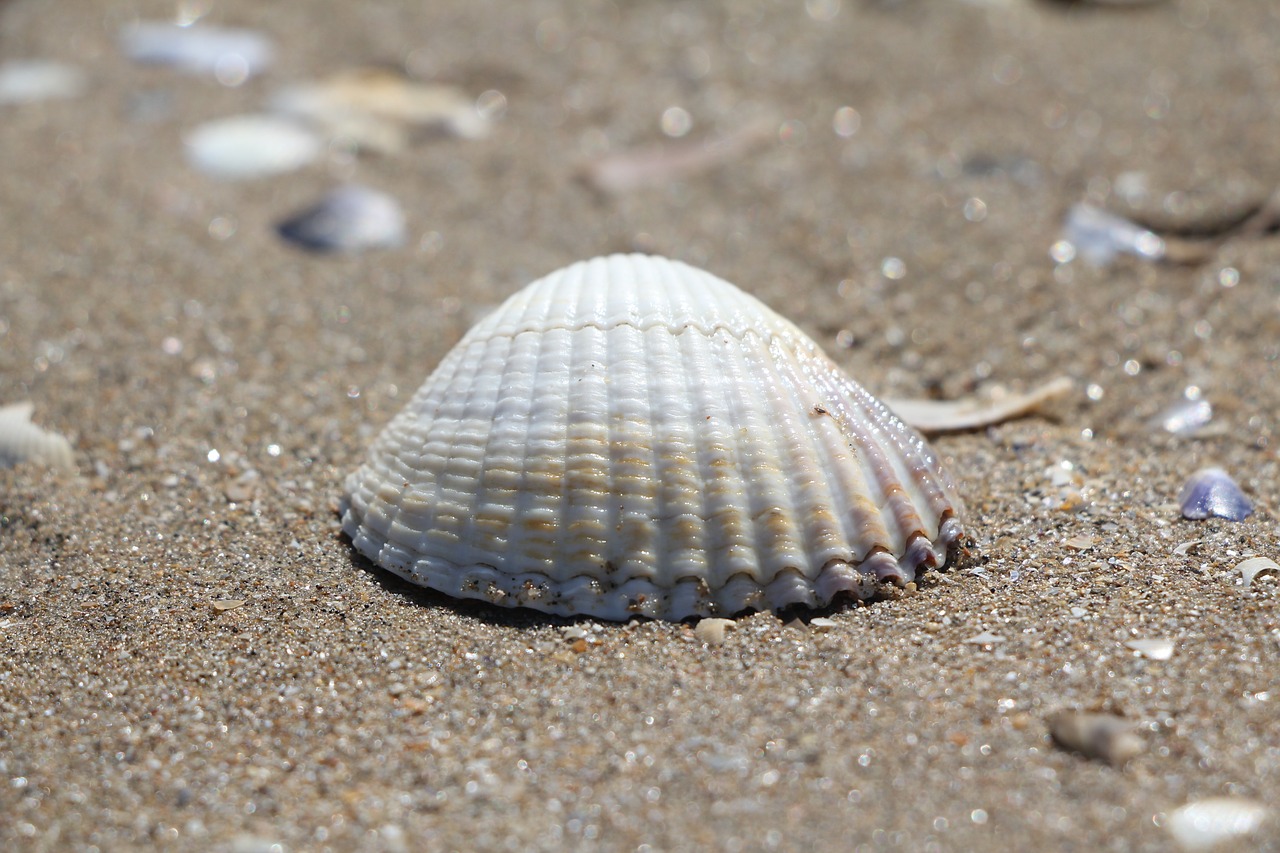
695;618;735;646
1124;639;1174;661
1047;710;1144;766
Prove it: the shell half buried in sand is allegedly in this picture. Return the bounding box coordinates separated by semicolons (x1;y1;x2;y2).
340;254;965;620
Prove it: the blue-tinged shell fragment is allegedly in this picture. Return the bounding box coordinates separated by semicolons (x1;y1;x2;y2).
1178;467;1253;521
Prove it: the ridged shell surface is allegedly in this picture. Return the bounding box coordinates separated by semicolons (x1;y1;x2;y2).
341;254;964;620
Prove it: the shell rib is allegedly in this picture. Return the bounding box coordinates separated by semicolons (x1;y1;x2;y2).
340;254;964;620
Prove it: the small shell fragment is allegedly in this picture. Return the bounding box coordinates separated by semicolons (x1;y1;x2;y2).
185;114;321;180
580;118;775;194
210;599;246;612
0;60;86;105
962;631;1004;645
271;68;489;154
1236;557;1280;586
276;185;406;253
340;254;965;621
1125;638;1174;661
1152;395;1213;436
1048;710;1143;766
809;617;839;633
1178;467;1253;521
0;402;75;471
1059;203;1165;266
1165;798;1270;853
119;22;274;80
694;618;735;646
883;376;1073;434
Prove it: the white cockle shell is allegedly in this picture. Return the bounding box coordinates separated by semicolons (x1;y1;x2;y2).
340;254;964;621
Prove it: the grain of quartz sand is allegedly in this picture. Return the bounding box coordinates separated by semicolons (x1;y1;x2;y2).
2;1;1279;850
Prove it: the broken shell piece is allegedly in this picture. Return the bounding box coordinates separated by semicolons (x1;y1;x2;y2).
1178;468;1253;521
1166;798;1270;853
694;618;735;645
185;114;321;180
1125;638;1174;660
276;185;406;253
1059;203;1165;266
962;631;1004;645
0;60;87;105
580;118;775;194
1236;557;1280;586
0;402;74;471
1047;710;1143;766
1151;395;1213;436
883;376;1073;434
119;22;273;80
271;68;488;154
340;254;964;621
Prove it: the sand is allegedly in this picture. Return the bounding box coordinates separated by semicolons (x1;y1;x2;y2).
2;0;1279;850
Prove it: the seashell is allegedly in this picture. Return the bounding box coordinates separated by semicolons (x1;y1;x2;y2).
270;68;489;154
340;254;964;621
1178;467;1253;521
1151;393;1213;436
0;60;86;105
0;401;75;471
1236;556;1279;586
1047;710;1144;766
276;185;406;253
1058;203;1165;266
884;376;1073;434
184;114;322;180
1165;797;1270;852
119;22;274;82
1124;638;1174;660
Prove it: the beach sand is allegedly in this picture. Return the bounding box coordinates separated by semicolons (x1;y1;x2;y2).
2;1;1279;849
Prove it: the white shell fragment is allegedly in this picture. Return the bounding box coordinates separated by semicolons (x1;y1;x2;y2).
1236;557;1280;586
341;254;964;621
1058;203;1165;266
0;402;75;471
884;376;1074;434
1178;467;1253;522
1166;798;1270;853
0;60;87;105
1152;394;1213;436
581;118;776;194
1125;638;1174;660
119;22;274;82
184;114;321;180
276;185;406;253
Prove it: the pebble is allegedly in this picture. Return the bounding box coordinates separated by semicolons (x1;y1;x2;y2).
276;185;406;253
1047;710;1144;766
1165;797;1270;852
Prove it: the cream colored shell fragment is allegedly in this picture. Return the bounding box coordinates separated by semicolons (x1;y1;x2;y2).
340;254;964;620
0;402;74;471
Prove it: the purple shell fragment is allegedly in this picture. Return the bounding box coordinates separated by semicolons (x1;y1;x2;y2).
1178;467;1253;521
276;185;405;253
